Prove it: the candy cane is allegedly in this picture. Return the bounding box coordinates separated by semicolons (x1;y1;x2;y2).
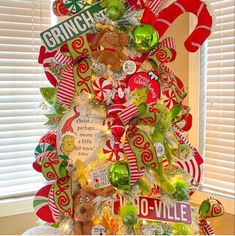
154;0;213;52
199;219;215;236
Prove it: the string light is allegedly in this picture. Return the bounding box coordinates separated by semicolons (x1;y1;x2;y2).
143;220;147;225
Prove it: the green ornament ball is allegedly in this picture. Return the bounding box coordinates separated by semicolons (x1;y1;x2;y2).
173;187;189;201
123;214;138;226
120;204;138;226
106;6;124;21
108;161;130;190
131;24;159;52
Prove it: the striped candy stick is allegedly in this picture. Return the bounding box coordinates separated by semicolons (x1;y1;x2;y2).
119;104;140;125
127;0;166;12
128;0;213;76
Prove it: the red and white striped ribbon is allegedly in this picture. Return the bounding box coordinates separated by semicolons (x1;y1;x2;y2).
158;37;176;50
55;51;76;107
146;0;165;13
54;50;73;65
48;185;61;221
118;104;139;125
124;139;145;185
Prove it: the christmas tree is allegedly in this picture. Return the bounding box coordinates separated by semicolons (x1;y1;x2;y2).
30;0;225;235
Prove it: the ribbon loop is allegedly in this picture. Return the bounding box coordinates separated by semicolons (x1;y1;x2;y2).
55;35;93;107
125;126;159;172
149;37;176;67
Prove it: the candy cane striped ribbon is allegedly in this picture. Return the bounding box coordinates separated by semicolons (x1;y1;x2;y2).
146;0;166;13
158;37;176;50
124;139;145;185
55;51;75;107
119;104;139;125
48;185;61;221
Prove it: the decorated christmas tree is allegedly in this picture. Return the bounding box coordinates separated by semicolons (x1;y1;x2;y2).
29;0;225;235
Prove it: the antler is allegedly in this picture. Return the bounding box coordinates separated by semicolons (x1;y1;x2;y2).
154;0;213;52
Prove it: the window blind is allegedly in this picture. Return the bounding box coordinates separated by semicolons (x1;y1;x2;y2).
0;0;52;199
200;0;235;198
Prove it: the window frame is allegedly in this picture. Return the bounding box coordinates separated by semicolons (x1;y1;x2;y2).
188;15;235;215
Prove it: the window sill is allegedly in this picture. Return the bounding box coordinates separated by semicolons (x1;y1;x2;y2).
0;196;33;218
191;191;235;215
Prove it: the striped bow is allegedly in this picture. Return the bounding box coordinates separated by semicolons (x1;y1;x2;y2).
55;35;93;107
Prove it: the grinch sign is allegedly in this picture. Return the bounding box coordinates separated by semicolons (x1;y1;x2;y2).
40;3;105;51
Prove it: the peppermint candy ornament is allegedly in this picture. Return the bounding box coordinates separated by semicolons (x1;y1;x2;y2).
34;143;55;158
103;139;124;162
39;130;57;148
53;0;69;16
93;77;112;102
33;184;60;223
63;0;85;13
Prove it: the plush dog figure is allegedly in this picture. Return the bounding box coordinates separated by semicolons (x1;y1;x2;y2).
91;29;129;72
73;186;115;235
